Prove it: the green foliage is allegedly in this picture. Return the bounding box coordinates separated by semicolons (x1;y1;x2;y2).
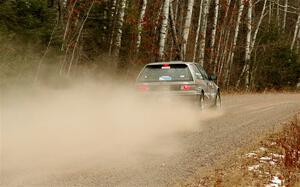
0;0;56;42
0;0;61;87
249;23;300;90
259;25;281;44
255;46;300;90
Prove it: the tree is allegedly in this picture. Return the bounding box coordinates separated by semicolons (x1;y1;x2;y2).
158;0;170;61
112;0;127;57
182;0;195;60
2;0;300;90
136;0;147;54
224;0;245;87
198;0;211;66
208;0;220;65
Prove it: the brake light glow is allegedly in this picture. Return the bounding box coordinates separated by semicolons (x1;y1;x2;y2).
181;85;191;91
138;84;149;92
162;64;170;69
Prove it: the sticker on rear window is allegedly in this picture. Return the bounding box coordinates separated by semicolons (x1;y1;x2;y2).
159;76;172;81
161;66;170;69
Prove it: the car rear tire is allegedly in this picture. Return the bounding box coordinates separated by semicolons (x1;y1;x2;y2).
214;91;221;109
197;92;205;111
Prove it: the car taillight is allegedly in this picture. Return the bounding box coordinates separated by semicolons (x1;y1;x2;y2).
181;85;192;91
137;84;149;92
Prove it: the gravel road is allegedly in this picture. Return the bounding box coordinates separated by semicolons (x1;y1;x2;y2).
2;93;300;187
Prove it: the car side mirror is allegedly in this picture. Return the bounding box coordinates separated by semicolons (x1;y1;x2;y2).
209;74;217;81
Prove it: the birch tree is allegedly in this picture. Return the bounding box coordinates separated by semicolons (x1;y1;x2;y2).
224;0;245;86
217;29;231;78
108;0;118;55
198;0;211;66
250;0;267;52
5;0;300;90
158;0;170;61
112;0;127;57
67;0;95;75
244;0;253;90
169;1;182;60
208;0;220;65
212;0;231;73
61;0;78;51
276;0;280;27
282;0;288;31
297;27;300;53
152;3;163;61
192;0;204;62
182;0;195;60
236;0;252;89
169;0;179;60
236;0;267;89
136;0;147;54
291;13;300;50
268;0;272;25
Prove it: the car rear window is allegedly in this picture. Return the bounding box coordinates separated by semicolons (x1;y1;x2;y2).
138;64;193;82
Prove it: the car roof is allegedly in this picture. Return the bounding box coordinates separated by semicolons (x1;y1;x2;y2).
146;61;196;66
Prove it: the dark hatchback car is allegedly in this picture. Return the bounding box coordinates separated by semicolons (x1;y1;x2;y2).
135;61;221;109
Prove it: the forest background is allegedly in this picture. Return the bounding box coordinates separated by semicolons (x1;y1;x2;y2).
0;0;300;91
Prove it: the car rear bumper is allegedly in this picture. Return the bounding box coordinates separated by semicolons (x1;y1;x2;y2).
138;91;199;102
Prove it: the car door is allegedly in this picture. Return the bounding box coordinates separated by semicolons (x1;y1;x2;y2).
189;64;210;100
194;63;216;102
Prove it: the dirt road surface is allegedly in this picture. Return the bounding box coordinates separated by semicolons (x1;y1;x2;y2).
1;93;300;187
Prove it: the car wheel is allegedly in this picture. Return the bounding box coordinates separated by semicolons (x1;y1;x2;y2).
197;92;205;111
214;91;221;109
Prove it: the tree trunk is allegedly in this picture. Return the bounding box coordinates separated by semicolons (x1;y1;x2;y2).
158;0;170;61
152;3;163;62
169;0;179;60
182;0;195;60
250;0;267;52
208;0;220;65
291;13;300;50
198;0;211;66
57;0;63;23
169;1;182;60
112;0;127;57
217;29;231;83
192;0;204;62
61;0;78;51
236;0;266;89
282;0;288;31
108;0;119;55
296;23;300;54
268;0;272;25
67;1;95;75
236;0;252;90
224;0;245;87
136;0;147;54
276;0;280;27
213;0;231;74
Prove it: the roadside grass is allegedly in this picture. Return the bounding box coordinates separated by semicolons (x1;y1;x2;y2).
185;113;300;187
221;87;300;95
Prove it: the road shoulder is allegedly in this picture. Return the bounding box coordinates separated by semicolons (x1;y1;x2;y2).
183;113;300;187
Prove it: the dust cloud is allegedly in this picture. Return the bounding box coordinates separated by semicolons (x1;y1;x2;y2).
0;80;222;186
